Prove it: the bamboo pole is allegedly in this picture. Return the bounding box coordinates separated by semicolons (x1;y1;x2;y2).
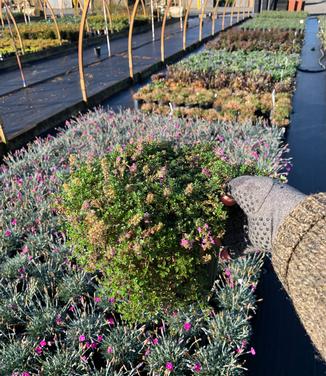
128;0;140;78
221;0;229;30
5;2;25;54
78;0;91;102
105;0;113;32
0;122;7;144
160;0;172;62
4;4;27;88
43;0;47;19
247;0;250;17
236;0;240;21
182;0;191;50
242;0;245;19
199;0;208;42
211;0;219;35
41;0;62;45
77;0;90;32
103;0;111;56
124;0;131;23
140;0;147;16
179;0;182;30
0;0;4;29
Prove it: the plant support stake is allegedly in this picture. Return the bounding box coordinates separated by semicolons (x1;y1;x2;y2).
78;0;91;102
150;0;155;41
103;0;111;56
128;0;140;78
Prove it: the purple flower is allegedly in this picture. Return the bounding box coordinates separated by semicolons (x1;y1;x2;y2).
129;163;137;173
108;297;115;304
21;245;29;254
21;373;30;376
107;346;113;353
39;339;47;347
91;342;97;349
201;168;211;177
35;346;43;355
250;347;256;355
225;268;232;278
107;318;115;326
94;296;101;303
165;362;174;371
145;347;151;356
11;218;17;226
183;322;192;331
193;362;202;372
79;335;86;342
97;335;103;342
4;229;11;237
152;338;159;345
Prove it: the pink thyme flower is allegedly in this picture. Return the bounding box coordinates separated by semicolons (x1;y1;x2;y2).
94;296;101;303
152;338;159;345
11;218;17;226
225;268;232;278
4;229;11;237
250;347;256;356
91;342;97;350
39;339;47;347
21;372;31;376
35;346;43;355
183;322;192;331
129;163;137;173
108;297;115;304
79;335;86;342
97;335;103;342
201;168;211;177
107;346;113;353
193;362;202;372
21;245;29;254
145;347;151;356
165;362;174;371
107;318;115;326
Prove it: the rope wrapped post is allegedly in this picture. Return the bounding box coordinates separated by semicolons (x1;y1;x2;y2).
183;0;192;50
221;0;229;31
161;0;172;62
128;0;140;79
211;0;220;35
78;0;91;103
199;0;208;42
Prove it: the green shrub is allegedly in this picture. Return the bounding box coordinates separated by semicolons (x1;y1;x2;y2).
61;141;254;322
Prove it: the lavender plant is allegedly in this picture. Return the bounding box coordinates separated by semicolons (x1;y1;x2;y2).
0;109;289;374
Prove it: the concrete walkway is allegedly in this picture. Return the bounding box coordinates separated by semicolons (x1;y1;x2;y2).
0;15;241;144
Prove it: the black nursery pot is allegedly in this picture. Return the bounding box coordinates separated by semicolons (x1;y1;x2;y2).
94;46;101;57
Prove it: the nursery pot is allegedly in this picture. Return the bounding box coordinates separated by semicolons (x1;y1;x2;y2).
94;46;101;57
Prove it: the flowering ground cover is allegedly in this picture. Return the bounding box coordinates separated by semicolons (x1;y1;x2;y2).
241;10;307;30
134;49;299;126
0;109;291;375
0;15;148;57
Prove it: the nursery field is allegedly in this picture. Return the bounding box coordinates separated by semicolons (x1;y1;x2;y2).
0;15;149;57
1;7;326;376
0;109;290;375
134;11;307;127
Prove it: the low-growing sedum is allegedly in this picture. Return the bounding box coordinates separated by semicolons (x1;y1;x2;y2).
0;109;290;374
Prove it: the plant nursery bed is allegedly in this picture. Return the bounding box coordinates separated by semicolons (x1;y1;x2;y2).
0;108;291;375
0;16;165;72
133;11;306;127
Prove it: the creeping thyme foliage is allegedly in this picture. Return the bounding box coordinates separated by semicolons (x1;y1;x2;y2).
0;109;287;374
61;141;256;322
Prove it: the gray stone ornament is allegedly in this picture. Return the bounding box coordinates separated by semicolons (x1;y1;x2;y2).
227;176;306;251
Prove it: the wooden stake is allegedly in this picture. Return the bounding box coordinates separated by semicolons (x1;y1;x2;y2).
78;0;91;102
199;0;208;42
161;0;172;62
128;0;140;78
183;0;192;50
222;0;229;30
211;0;220;35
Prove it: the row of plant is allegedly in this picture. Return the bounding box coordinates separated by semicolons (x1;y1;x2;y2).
206;29;304;53
241;10;307;30
0;15;148;57
134;49;299;126
319;16;326;50
0;108;291;375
